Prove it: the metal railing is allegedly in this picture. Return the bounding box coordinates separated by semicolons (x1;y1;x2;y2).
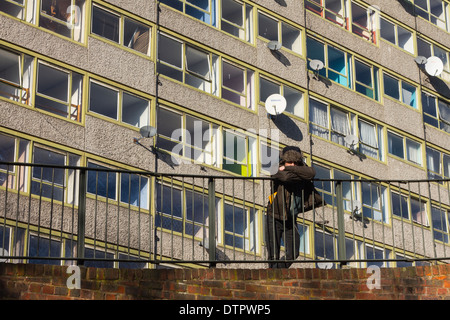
0;162;449;269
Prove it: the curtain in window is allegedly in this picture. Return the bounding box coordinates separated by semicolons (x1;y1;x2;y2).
426;147;440;175
309;99;328;139
359;121;377;158
406;139;421;164
330;107;349;145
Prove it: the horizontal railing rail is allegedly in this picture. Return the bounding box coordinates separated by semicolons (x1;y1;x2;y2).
0;161;449;269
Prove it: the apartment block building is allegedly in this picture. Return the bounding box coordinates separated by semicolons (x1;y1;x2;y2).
0;0;449;269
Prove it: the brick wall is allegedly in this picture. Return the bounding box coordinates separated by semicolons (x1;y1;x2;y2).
0;263;449;300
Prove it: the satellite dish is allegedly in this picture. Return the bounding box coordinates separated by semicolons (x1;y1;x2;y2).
139;125;157;138
267;41;282;51
265;94;287;116
425;56;444;77
414;56;427;65
352;200;362;212
344;134;359;149
309;59;324;71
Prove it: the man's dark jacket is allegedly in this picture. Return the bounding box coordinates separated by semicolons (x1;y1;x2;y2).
267;165;325;221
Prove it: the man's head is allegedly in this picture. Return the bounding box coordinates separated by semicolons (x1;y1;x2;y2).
280;146;303;166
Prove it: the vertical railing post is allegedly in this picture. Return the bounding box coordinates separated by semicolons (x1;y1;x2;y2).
77;167;87;266
208;177;216;268
335;180;346;267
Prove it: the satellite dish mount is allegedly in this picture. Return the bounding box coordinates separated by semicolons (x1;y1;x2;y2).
344;134;366;161
267;41;282;51
309;59;324;80
265;94;287;119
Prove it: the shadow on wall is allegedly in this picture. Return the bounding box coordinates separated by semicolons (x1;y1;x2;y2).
271;114;304;142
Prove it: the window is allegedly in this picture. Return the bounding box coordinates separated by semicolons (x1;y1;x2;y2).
309;98;352;146
156;106;257;177
221;0;253;43
350;2;377;44
155;181;219;238
222;130;256;177
314;230;336;265
36;62;83;122
305;0;347;27
160;0;216;26
354;59;379;100
84;247;114;268
412;0;448;30
307;37;351;87
258;12;302;54
222;202;258;252
417;37;450;82
120;172;149;210
422;92;450;133
0;133;29;190
221;60;255;109
0;0;34;22
259;140;280;175
259;76;304;118
0;226;11;260
383;72;417;108
391;191;428;225
39;0;86;42
28;234;62;265
312;164;355;211
0;47;33;105
87;161;117;200
387;131;422;165
426;146;450;180
31;146;80;203
361;181;387;222
358;119;383;160
432;206;450;243
158;33;218;93
156;106;218;166
89;80;150;127
379;17;414;54
91;5;151;55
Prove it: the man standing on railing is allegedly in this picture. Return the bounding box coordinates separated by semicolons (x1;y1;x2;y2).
266;146;323;268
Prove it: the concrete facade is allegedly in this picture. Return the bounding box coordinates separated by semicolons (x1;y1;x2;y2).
0;0;449;269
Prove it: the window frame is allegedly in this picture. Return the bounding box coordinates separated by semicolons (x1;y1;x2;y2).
412;0;449;31
422;92;450;134
38;0;86;42
220;0;253;43
387;131;423;166
0;47;34;106
88;79;150;128
91;4;151;56
31;144;80;205
257;11;302;55
35;60;83;122
379;17;415;54
390;190;429;226
158;33;217;94
259;75;305;118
